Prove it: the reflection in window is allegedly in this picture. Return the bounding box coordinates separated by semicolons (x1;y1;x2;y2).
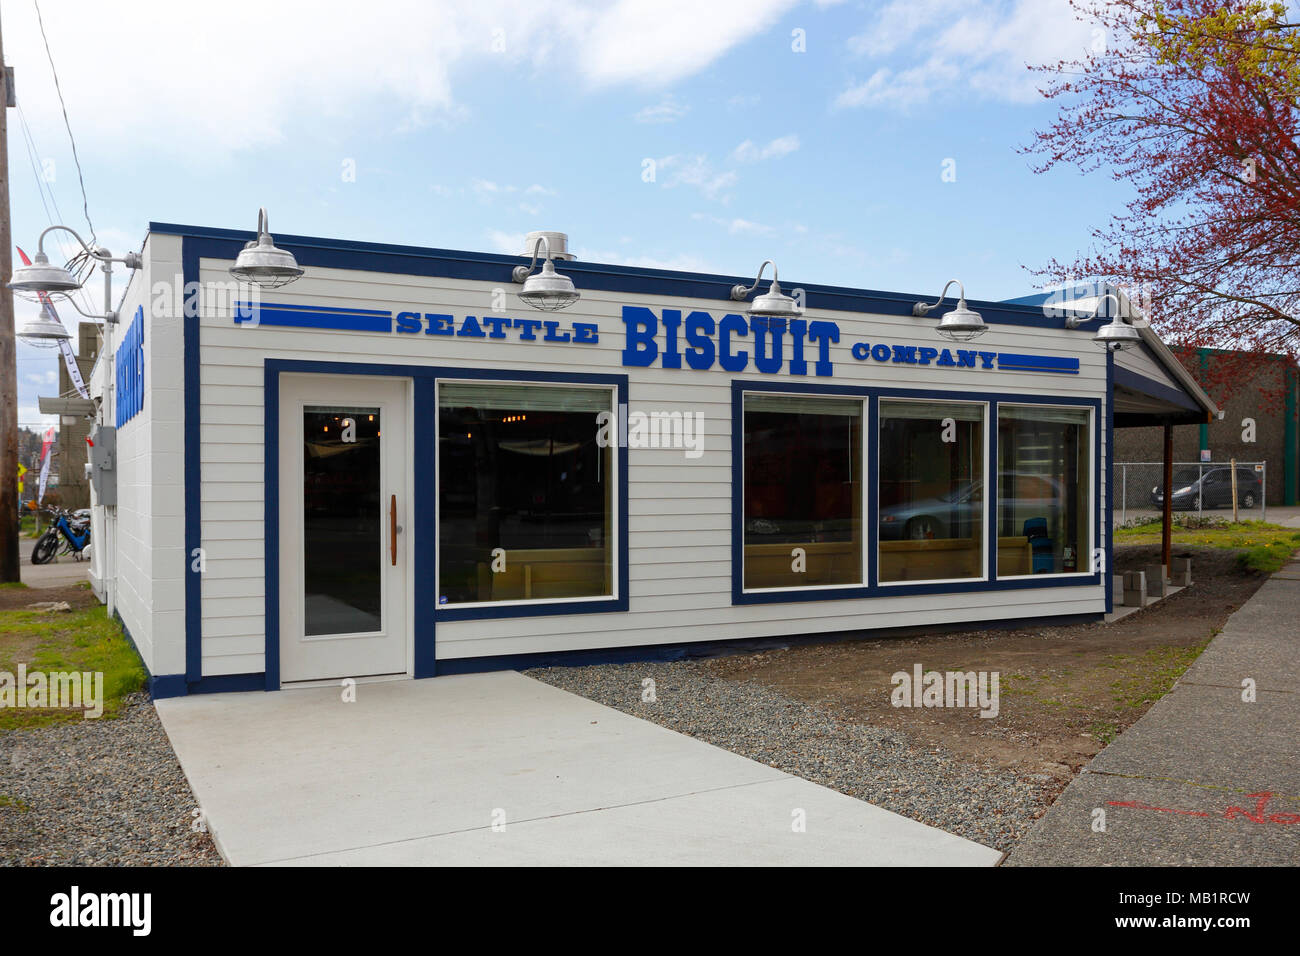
878;400;984;582
438;383;613;604
743;394;862;590
303;407;382;636
997;406;1090;576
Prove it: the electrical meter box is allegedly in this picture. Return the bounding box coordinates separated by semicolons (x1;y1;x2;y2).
87;423;117;507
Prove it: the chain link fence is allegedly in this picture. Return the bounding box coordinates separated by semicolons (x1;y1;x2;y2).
1113;461;1267;526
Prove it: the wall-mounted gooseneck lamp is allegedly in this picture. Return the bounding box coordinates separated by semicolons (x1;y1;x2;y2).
729;259;801;318
9;225;143;348
512;235;581;312
1065;292;1142;351
229;208;305;288
912;279;987;342
16;304;72;349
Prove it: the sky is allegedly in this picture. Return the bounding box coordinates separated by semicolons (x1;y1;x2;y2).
5;0;1140;430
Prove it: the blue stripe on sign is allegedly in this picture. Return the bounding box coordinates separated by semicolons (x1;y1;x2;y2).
997;353;1080;374
234;301;393;332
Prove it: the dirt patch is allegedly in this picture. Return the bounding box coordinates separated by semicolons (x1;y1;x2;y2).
0;584;98;613
706;545;1268;799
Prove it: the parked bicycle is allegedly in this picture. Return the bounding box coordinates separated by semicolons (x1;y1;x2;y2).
31;507;92;564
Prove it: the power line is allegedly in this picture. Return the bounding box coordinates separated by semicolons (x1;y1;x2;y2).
32;0;95;244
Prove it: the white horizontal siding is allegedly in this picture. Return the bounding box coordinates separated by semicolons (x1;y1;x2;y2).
195;257;1110;676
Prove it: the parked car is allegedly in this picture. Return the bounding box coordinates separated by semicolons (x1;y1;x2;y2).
878;472;1067;541
1151;466;1262;511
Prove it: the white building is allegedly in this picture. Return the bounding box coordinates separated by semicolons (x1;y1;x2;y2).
86;221;1217;696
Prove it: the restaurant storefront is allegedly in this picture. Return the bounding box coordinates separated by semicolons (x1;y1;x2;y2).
86;222;1218;696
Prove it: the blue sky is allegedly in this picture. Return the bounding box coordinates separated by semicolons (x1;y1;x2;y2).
6;0;1137;428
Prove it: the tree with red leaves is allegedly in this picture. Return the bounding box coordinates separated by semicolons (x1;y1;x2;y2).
1026;0;1299;403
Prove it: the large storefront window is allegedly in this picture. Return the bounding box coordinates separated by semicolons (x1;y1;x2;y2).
878;400;985;582
742;393;862;590
438;383;614;605
996;405;1091;576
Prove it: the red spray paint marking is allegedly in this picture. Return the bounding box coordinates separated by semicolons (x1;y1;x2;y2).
1108;791;1300;825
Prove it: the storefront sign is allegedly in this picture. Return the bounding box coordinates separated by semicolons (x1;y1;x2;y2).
233;301;1080;378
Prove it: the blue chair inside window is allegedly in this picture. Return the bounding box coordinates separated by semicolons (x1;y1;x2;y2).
1023;517;1055;574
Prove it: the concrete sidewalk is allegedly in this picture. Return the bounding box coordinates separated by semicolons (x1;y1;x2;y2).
156;672;1001;867
1007;559;1300;866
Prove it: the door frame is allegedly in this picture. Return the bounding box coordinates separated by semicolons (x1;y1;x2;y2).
264;360;434;690
277;373;412;683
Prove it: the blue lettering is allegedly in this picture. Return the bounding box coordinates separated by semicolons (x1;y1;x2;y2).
750;318;784;374
978;351;997;369
892;345;918;364
457;314;486;337
660;310;683;369
807;321;838;377
871;343;891;362
514;318;543;341
395;311;421;334
684;311;715;370
718;314;749;372
573;322;599;344
936;348;956;366
482;316;511;339
425;313;454;335
917;347;939;365
621;306;659;367
851;341;870;361
542;321;571;343
788;319;808;375
956;349;977;368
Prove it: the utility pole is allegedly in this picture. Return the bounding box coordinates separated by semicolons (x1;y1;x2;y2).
0;12;20;584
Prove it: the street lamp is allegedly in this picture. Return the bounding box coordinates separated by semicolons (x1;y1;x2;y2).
1065;292;1141;351
8;224;142;324
912;279;987;342
729;259;801;318
229;207;304;288
16;304;71;348
512;234;580;311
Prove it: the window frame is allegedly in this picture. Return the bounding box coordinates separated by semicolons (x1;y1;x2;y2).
738;386;870;596
875;396;991;588
992;401;1097;581
731;381;1103;605
434;373;629;620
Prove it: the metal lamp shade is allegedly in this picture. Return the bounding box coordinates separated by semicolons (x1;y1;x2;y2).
9;252;82;297
17;307;72;349
229;234;304;289
1093;319;1141;351
747;281;801;319
517;260;580;312
936;303;987;342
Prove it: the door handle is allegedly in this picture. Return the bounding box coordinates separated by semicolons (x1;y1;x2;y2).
390;495;398;566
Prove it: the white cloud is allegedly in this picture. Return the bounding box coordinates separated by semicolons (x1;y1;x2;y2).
579;0;799;87
4;0;800;159
486;229;525;254
692;213;776;237
634;96;689;124
656;155;737;201
732;134;800;163
837;0;1094;109
575;247;719;274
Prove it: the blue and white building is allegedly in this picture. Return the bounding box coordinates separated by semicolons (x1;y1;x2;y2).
86;221;1218;697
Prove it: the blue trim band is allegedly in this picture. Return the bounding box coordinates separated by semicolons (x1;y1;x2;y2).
997;353;1079;374
235;302;394;332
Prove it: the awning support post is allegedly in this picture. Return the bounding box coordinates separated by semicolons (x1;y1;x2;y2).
1162;424;1173;572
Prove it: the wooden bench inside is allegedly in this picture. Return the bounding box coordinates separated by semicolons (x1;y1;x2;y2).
745;540;860;589
475;547;611;600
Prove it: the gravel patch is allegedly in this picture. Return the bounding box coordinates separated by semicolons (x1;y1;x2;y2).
0;692;224;866
527;660;1048;853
